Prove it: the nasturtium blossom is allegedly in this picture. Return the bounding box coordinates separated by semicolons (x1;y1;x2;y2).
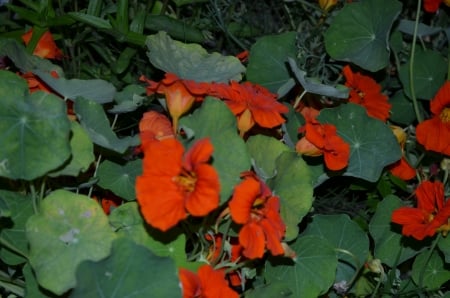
424;0;450;13
318;0;337;12
343;65;391;122
392;180;450;240
21;72;55;93
140;73;211;132
210;81;289;136
228;172;286;259
135;137;220;231
416;81;450;156
138;110;175;150
22;29;63;59
179;265;239;298
296;108;350;171
387;125;416;180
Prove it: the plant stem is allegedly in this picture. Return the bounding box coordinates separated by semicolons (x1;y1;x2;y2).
409;0;423;123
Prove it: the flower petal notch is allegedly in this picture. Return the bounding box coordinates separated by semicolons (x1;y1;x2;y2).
146;31;245;83
324;0;402;72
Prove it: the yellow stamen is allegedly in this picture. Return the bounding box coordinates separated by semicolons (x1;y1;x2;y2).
439;107;450;123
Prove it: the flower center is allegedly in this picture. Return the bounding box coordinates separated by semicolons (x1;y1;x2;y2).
439;107;450;123
174;168;197;194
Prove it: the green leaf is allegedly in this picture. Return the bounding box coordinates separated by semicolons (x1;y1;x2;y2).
68;12;112;29
0;38;62;74
369;195;423;267
0;190;33;265
72;237;181;298
397;19;442;37
26;190;116;295
412;250;450;290
324;0;402;72
388;91;419;125
246;135;290;179
144;15;207;44
438;235;450;264
23;263;48;298
0;71;71;180
317;103;402;182
97;159;142;201
33;69;116;104
282;103;304;149
49;121;95;177
74;97;139;154
267;152;313;241
245;280;293;298
287;58;349;99
109;202;198;271
179;97;251;203
301;214;369;284
265;235;338;298
109;84;146;114
398;49;447;100
146;31;245;82
246;32;297;93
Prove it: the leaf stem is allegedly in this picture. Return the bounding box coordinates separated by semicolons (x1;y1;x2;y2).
409;0;423;123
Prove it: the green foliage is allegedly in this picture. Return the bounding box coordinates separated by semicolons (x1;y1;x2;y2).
97;159;141;201
325;0;402;72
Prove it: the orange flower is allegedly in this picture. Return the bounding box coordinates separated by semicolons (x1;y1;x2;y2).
296;109;350;171
21;71;59;94
210;81;289;136
392;180;450;240
135;138;220;231
343;65;391;122
318;0;337;12
139;110;175;150
179;265;239;298
424;0;450;12
416;81;450;156
228;172;285;259
387;125;416;180
140;73;210;132
22;29;63;59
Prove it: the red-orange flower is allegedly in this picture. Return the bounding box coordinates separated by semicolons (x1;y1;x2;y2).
210;81;289;136
135;138;220;231
387;125;416;180
140;73;211;132
138;110;175;150
179;265;239;298
391;180;450;240
22;29;63;59
343;65;391;122
296;110;350;171
416;81;450;156
228;172;285;259
424;0;450;12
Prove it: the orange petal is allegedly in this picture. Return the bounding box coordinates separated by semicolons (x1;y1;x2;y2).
183;138;214;169
239;222;266;259
229;177;261;224
185;164;220;216
179;268;202;298
198;265;239;298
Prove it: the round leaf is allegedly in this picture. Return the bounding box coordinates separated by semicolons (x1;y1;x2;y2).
398;49;447;100
301;214;369;284
246;32;298;93
317;103;402;182
146;31;245;83
0;190;33;265
265;235;338;298
324;0;402;72
267;152;313;241
97;159;142;201
389;91;419;125
72;238;181;298
412;250;450;290
26;190;116;295
0;71;71;180
179;97;251;203
49;121;95;177
246;135;290;179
